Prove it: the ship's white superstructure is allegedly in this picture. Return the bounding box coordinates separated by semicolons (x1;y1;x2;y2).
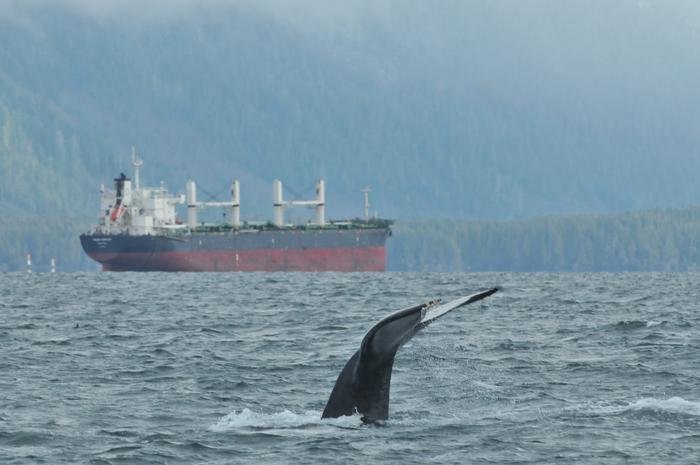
96;154;186;235
93;152;329;235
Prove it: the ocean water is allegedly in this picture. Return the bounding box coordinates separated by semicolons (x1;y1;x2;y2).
1;272;699;464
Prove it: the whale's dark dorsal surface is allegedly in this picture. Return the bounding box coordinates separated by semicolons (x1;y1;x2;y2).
321;287;498;422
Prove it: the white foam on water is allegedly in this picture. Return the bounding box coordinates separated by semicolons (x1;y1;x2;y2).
576;397;700;417
210;408;360;432
627;397;700;416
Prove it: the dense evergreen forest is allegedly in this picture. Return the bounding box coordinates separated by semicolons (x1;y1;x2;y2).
0;217;95;272
389;208;700;272
1;2;700;221
0;95;119;217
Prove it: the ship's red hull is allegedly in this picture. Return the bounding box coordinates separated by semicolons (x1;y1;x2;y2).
91;246;387;272
81;226;391;272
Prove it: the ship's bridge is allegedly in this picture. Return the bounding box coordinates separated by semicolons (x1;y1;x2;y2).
96;155;185;235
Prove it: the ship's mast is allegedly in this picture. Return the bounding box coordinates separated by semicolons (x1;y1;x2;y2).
362;187;372;222
131;147;143;191
272;179;326;227
231;180;241;227
186;179;241;229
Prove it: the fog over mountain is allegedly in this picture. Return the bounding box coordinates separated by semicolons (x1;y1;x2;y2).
1;0;700;224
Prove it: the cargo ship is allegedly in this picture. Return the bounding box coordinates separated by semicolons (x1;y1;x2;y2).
80;156;392;271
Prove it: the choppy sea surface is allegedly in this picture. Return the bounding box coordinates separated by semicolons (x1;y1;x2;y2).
1;272;699;464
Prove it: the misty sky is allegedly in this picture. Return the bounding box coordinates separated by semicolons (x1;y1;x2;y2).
5;0;696;101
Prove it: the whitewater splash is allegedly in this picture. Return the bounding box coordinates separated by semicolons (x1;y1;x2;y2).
210;408;361;432
579;397;700;417
627;397;700;416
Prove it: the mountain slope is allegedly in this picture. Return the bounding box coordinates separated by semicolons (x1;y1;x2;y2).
1;1;699;222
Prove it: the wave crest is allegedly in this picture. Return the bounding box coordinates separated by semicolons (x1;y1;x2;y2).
581;397;700;418
627;397;700;416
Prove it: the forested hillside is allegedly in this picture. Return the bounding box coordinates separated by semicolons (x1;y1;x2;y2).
389;208;700;272
0;218;94;272
1;1;700;219
0;90;118;216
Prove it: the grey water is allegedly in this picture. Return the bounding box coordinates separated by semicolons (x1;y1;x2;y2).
1;272;699;464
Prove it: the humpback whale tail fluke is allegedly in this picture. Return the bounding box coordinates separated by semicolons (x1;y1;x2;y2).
321;287;498;422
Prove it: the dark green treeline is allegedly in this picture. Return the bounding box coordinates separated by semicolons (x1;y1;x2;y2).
0;218;94;272
388;208;700;272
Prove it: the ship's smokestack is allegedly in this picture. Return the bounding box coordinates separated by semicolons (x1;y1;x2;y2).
273;179;284;227
231;180;240;227
316;179;325;226
187;180;198;228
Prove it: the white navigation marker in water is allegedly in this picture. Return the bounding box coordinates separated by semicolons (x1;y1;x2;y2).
51;257;56;273
26;253;32;273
